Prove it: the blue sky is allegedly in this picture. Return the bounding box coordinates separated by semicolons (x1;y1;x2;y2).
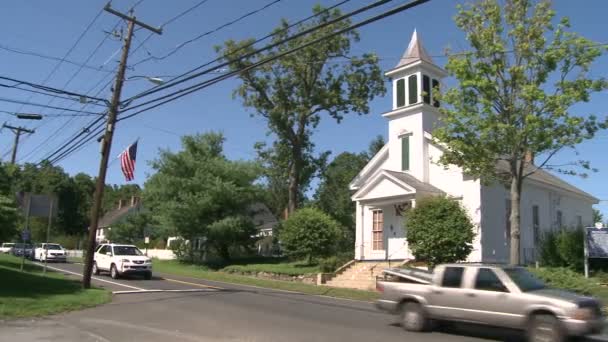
1;0;606;216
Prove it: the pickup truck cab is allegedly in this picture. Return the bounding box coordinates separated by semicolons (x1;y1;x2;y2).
376;264;603;342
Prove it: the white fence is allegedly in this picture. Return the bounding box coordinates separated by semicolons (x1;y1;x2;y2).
65;249;175;260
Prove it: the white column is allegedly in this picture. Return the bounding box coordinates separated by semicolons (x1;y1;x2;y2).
355;202;363;260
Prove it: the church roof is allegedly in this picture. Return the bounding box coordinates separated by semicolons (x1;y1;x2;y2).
384;170;444;194
395;29;434;68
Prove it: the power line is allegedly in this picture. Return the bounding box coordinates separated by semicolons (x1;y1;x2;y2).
0;97;104;115
40;0;356;165
120;0;396;112
0;110;103;118
161;0;211;27
0;75;109;104
0;44;114;74
132;0;283;66
124;0;355;104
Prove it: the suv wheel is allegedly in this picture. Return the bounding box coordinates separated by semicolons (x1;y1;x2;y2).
528;314;565;342
92;262;99;275
110;264;119;279
400;302;428;332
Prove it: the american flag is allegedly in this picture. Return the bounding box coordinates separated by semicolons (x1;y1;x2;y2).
119;141;137;182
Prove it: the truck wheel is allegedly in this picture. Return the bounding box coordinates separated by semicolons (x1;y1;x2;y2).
110;264;119;279
92;262;99;275
400;302;428;332
528;314;565;342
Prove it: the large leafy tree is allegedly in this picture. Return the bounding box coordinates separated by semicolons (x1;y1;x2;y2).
593;209;603;225
144;133;260;261
434;0;608;265
217;5;385;215
106;212;153;245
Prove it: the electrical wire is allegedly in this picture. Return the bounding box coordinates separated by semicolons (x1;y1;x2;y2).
131;0;283;67
0;76;109;104
0;97;104;115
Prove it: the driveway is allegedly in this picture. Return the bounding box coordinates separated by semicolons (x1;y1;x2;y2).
2;261;606;342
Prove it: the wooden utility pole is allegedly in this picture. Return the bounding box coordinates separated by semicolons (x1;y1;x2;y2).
2;123;35;164
82;3;161;289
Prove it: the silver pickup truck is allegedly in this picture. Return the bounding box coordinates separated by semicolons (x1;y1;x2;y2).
375;263;604;342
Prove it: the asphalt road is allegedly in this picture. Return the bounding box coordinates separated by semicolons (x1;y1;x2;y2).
2;261;606;342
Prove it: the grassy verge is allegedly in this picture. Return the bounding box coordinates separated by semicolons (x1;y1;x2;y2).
530;267;608;305
221;261;320;276
0;254;110;319
155;260;379;302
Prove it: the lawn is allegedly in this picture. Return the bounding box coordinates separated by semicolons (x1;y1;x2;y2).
221;261;320;276
0;254;110;319
154;260;379;302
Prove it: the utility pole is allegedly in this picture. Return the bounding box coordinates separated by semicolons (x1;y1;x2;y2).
2;123;35;164
82;3;161;289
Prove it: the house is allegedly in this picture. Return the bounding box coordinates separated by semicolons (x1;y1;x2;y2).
95;196;142;243
349;30;599;265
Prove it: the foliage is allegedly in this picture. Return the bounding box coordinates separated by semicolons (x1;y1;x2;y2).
216;5;385;214
530;267;595;295
434;0;608;265
593;209;604;225
0;254;110;318
318;252;354;273
315;152;368;251
207;216;258;261
0;194;20;242
154;259;379;301
366;135;386;159
279;207;341;263
53;234;85;250
144;132;261;262
405;196;475;267
221;261;320;276
539;228;584;271
106;212;153;245
102;184;141;215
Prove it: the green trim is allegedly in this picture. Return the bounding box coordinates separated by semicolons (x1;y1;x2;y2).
401;136;410;171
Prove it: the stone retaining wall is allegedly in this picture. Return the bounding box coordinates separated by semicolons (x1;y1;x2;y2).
222;270;318;285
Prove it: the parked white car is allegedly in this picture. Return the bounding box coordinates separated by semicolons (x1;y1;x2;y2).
34;243;67;262
0;243;15;254
93;243;152;280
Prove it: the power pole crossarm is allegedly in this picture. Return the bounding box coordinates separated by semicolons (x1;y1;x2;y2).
82;4;160;289
2;123;35;164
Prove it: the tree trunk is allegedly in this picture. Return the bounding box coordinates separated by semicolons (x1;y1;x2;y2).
509;175;523;265
287;157;300;216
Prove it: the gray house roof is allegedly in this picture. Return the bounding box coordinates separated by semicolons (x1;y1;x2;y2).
98;204;142;228
384;170;444;194
250;203;278;232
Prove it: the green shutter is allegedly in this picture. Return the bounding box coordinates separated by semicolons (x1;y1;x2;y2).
396;79;405;107
401;136;410;171
408;74;418;105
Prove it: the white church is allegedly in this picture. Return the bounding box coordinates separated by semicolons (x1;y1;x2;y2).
350;31;598;264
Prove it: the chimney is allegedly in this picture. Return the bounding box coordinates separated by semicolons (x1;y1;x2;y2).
131;196;140;207
118;199;128;210
524;151;534;164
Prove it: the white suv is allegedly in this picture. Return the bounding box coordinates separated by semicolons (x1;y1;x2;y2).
93;244;152;280
34;243;67;262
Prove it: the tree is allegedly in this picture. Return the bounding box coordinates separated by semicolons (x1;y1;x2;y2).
279;207;341;264
106;212;152;245
366;135;386;159
207;216;257;261
0;194;20;242
406;196;475;268
217;5;385;215
593;209;603;225
434;0;608;265
144;133;260;262
315;152;368;251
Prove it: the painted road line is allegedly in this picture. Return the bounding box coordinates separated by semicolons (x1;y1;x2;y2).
34;263;145;291
163;277;224;290
112;289;218;294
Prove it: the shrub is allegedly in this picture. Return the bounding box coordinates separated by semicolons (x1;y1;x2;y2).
539;228;584;271
530;267;595;295
405;196;474;268
319;252;354;273
279;208;341;264
54;235;84;250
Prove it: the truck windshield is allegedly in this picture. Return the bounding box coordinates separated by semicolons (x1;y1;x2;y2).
504;268;545;292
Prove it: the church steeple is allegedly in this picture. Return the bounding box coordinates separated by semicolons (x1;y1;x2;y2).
395;29;434;68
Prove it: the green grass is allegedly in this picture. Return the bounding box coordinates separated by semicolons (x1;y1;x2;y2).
0;254;110;319
221;261;320;276
155;260;379;302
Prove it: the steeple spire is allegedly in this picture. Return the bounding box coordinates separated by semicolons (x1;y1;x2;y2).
395;29;433;68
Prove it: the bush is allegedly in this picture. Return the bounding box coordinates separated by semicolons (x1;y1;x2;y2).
319;252;354;273
530;267;595;295
279;208;341;264
539;228;584;271
405;196;474;268
54;235;84;250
